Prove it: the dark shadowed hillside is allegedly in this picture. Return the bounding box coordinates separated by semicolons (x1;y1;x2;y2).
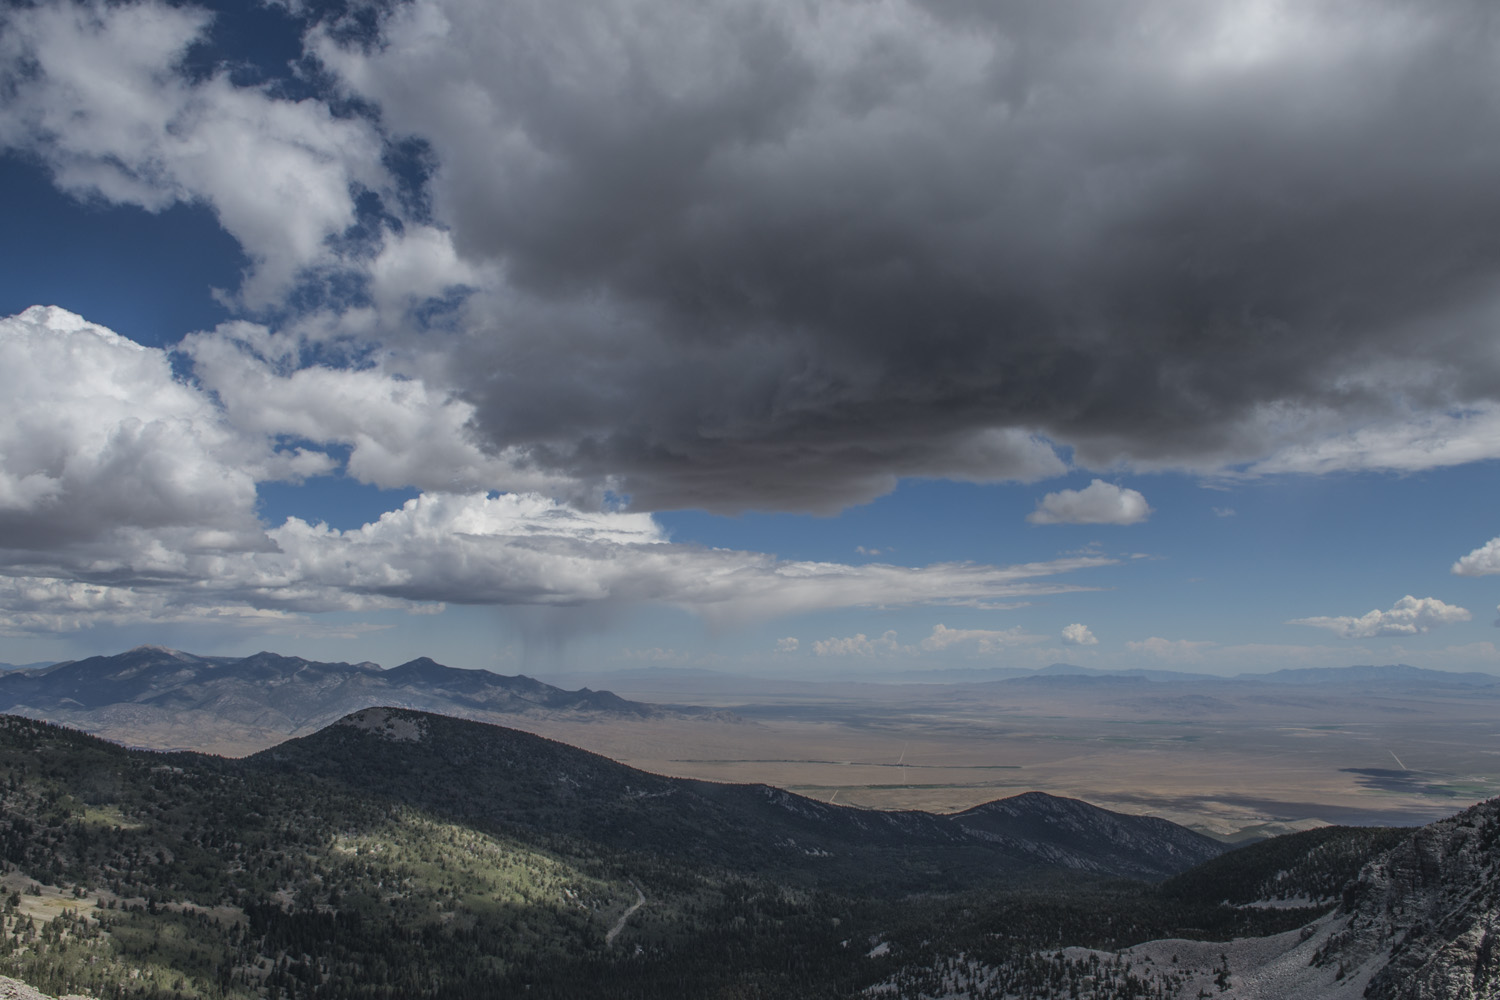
256;707;1224;890
952;791;1231;881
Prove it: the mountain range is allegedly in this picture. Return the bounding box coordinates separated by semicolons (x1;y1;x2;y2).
0;645;724;753
10;646;1499;763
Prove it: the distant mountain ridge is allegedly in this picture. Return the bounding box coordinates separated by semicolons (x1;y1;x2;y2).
0;661;55;674
1006;662;1500;688
550;660;1500;690
1245;663;1500;687
0;645;719;752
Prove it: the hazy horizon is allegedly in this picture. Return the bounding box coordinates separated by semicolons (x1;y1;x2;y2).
13;644;1500;684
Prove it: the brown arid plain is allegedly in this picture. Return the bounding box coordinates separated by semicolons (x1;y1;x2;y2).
514;670;1500;840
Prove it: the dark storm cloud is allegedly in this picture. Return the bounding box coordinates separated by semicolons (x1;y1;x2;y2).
321;0;1500;510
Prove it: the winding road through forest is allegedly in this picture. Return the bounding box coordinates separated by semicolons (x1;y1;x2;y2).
606;882;646;946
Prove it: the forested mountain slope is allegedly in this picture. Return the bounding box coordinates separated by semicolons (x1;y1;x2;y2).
0;708;1219;997
253;707;1224;889
2;708;1493;999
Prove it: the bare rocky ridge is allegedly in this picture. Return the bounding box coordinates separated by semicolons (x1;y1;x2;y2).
874;797;1500;998
1156;802;1500;999
1321;797;1500;999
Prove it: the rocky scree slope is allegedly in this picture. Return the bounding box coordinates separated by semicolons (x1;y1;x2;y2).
1312;795;1500;999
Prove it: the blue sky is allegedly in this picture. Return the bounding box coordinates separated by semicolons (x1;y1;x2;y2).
4;0;1500;678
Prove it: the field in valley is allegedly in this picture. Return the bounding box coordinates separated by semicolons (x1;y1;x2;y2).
517;672;1500;838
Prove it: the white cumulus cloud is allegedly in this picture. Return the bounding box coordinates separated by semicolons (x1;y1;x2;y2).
920;624;1045;653
812;631;904;657
181;323;583;499
0;0;388;306
1452;537;1500;577
1060;623;1098;646
1027;480;1152;526
0;306;268;560
1288;595;1472;639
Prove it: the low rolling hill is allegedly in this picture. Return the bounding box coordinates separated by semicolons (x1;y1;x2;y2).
256;707;1226;889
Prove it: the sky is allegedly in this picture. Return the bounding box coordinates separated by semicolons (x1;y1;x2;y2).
4;0;1500;679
